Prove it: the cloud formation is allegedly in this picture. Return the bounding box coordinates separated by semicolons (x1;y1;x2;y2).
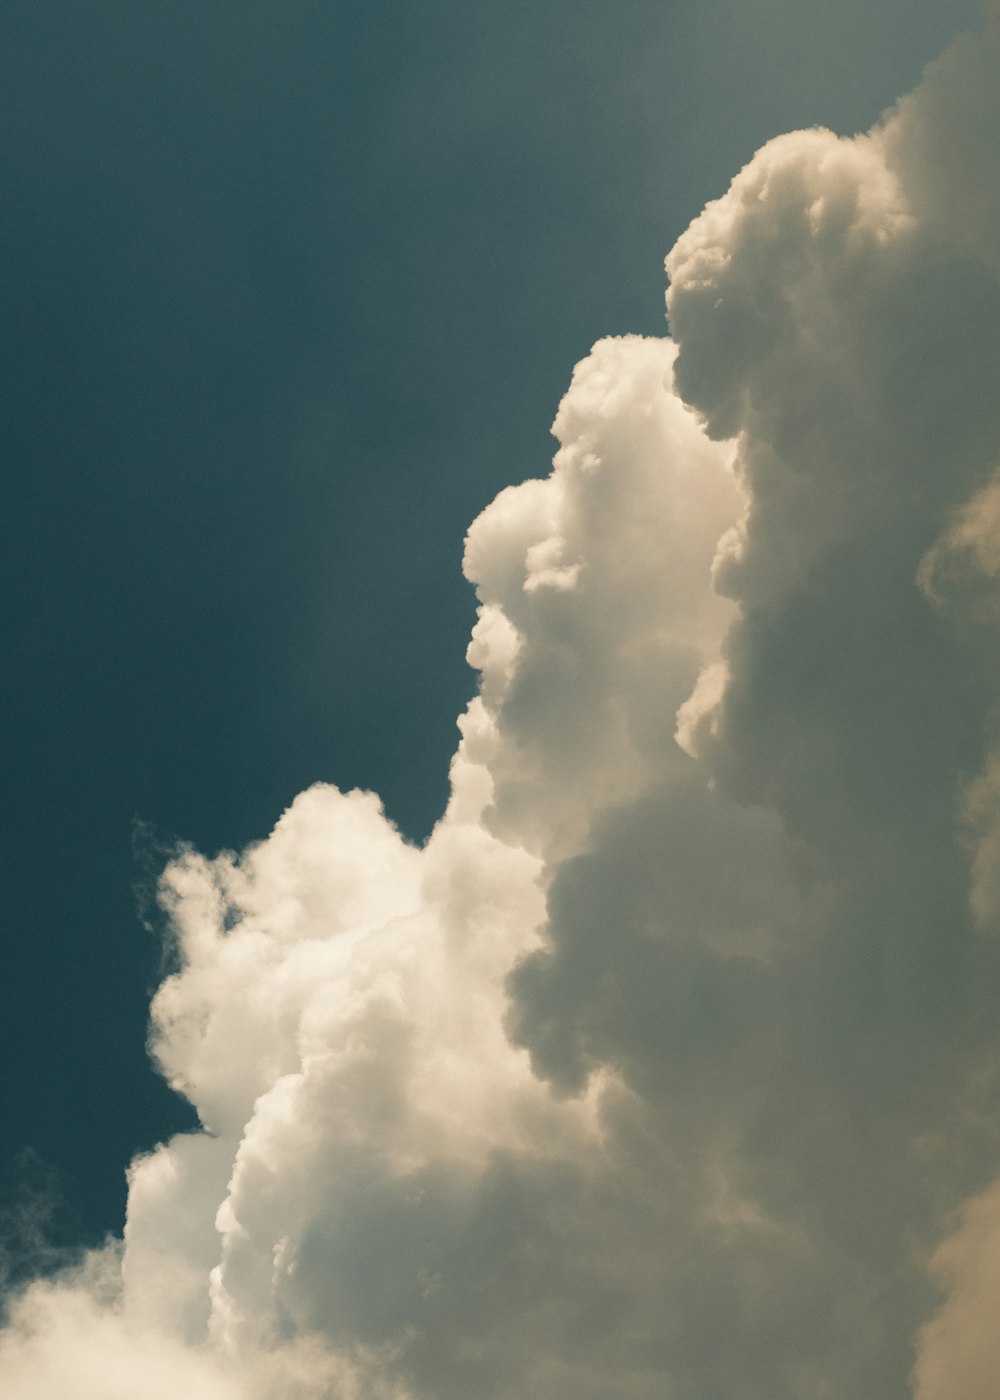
6;12;1000;1397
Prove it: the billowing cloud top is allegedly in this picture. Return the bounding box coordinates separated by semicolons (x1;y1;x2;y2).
6;14;1000;1399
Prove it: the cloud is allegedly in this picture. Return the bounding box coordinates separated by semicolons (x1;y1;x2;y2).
6;12;1000;1399
0;1247;241;1400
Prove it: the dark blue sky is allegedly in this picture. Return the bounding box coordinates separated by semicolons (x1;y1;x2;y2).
0;0;977;1254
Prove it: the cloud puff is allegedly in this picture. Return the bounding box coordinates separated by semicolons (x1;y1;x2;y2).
6;13;1000;1400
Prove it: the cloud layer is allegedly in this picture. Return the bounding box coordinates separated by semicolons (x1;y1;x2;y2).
6;14;1000;1398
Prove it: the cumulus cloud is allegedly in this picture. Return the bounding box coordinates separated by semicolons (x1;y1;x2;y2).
6;12;1000;1398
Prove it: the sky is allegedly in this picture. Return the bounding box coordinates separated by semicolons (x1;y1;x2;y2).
2;1;998;1396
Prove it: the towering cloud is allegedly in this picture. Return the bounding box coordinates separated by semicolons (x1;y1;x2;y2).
5;12;1000;1398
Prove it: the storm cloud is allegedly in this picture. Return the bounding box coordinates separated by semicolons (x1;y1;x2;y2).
5;11;1000;1398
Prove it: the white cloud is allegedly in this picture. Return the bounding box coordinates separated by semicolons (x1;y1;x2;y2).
912;1177;1000;1400
6;12;1000;1399
0;1247;241;1400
